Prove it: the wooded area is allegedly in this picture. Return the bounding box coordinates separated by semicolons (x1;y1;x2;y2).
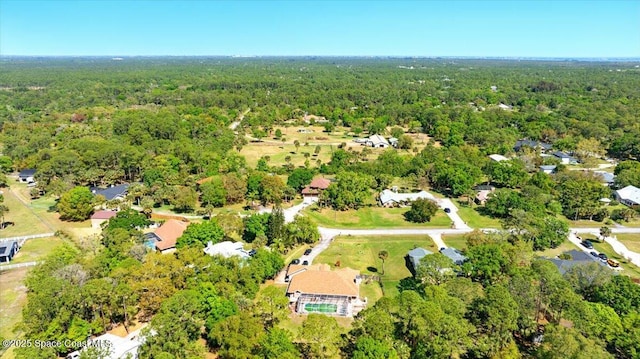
1;57;640;358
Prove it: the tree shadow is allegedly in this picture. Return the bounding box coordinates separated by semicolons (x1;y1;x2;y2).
366;266;378;273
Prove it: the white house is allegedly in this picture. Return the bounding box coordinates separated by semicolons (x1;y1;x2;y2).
379;189;436;207
66;332;144;359
615;185;640;207
488;154;509;162
552;151;578;165
18;169;36;183
365;135;390;148
203;241;252;259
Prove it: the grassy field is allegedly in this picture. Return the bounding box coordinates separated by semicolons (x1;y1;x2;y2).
0;187;52;237
614;233;640;253
313;235;438;301
455;205;502;229
303;206;452;229
9;237;64;264
0;267;29;359
441;234;469;250
537;241;582;258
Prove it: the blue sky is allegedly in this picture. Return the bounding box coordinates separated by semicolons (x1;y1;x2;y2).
1;0;639;57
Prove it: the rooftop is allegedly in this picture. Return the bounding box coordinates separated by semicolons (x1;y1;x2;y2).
616;185;640;205
0;241;17;255
489;154;509;162
379;189;435;205
440;247;467;265
286;265;360;297
203;240;250;259
308;178;331;189
153;219;189;251
91;210;118;220
19;168;36;176
91;183;130;201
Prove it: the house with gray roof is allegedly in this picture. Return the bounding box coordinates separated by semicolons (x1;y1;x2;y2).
18;169;36;183
0;241;19;263
546;250;606;275
90;183;130;201
440;247;467;265
552;151;579;165
407;247;433;270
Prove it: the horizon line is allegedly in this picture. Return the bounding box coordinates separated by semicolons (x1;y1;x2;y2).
2;55;640;61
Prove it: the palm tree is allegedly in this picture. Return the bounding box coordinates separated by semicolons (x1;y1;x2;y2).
599;226;612;240
378;250;389;275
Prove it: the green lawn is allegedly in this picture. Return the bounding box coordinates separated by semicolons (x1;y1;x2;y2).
615;233;640;253
313;235;438;302
0;189;52;237
303;206;451;229
10;237;64;264
455;204;502;229
441;234;469;250
0;266;29;359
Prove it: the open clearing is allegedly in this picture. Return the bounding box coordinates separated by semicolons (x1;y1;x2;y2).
313;235;438;300
304;206;452;229
0;187;52;237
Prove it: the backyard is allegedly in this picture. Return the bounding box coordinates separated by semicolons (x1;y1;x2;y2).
313;235;438;300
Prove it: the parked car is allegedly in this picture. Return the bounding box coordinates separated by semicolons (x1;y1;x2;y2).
607;259;620;267
590;251;598;257
302;260;309;265
444;208;451;213
598;253;608;261
290;259;300;265
581;240;593;249
304;248;313;255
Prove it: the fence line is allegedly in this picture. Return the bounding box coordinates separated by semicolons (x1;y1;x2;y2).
0;261;39;271
0;233;55;244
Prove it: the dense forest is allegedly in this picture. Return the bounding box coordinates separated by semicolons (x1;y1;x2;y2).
1;57;640;359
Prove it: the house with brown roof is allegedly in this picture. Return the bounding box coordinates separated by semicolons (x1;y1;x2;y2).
285;264;367;317
90;210;117;229
149;219;189;253
301;178;331;197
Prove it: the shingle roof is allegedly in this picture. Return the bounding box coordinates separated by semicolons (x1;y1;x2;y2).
154;219;189;251
91;184;130;201
440;247;467;265
286;266;360;297
19;169;36;177
91;210;118;220
407;247;433;269
546;250;605;274
308;178;331;189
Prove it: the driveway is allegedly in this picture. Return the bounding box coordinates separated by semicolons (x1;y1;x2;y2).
258;196;318;223
438;199;470;230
